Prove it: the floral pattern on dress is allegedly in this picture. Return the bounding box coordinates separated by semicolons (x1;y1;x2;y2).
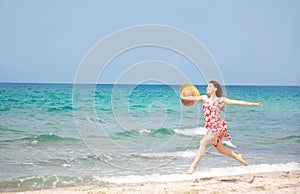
202;97;232;147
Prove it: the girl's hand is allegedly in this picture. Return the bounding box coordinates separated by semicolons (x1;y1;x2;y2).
256;102;263;106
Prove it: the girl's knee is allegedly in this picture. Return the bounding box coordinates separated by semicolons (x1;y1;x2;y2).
217;145;231;155
200;138;207;146
199;134;217;147
217;147;225;154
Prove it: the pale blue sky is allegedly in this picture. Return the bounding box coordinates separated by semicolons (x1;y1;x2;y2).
0;0;299;85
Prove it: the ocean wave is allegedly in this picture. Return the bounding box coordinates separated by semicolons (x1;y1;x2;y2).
130;104;145;109
174;127;206;136
111;127;207;139
278;135;300;142
222;140;237;148
133;150;196;158
27;134;79;143
0;106;10;111
109;127;237;149
111;128;175;139
4;133;80;144
47;105;73;112
1;162;298;192
36;155;110;168
85;117;104;124
1;157;298;192
0;125;24;134
0;175;107;192
102;162;300;184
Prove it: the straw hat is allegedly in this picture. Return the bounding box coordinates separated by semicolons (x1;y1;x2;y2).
180;84;200;106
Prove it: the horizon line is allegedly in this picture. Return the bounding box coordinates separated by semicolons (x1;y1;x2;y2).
0;81;299;87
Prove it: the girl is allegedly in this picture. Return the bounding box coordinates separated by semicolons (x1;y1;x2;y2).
181;81;262;174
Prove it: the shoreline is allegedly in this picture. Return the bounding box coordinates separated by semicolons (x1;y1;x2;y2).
4;170;300;194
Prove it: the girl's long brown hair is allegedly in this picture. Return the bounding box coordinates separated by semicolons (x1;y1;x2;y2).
209;80;223;97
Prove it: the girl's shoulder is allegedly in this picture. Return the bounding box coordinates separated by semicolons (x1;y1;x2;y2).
201;95;209;102
219;97;226;102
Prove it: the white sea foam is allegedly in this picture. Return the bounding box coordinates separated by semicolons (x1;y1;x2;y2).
174;127;206;136
137;150;196;158
137;129;152;134
101;162;300;184
118;127;207;136
222;140;237;148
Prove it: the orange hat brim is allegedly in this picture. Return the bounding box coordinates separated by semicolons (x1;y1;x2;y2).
180;84;200;106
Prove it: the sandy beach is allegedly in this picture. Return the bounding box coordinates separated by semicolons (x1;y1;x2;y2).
4;170;299;194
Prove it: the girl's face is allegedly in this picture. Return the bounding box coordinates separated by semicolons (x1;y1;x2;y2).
206;83;217;95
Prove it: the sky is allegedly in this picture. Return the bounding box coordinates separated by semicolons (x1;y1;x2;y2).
0;0;299;85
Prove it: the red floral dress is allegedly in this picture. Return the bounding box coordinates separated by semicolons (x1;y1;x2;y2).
203;97;232;147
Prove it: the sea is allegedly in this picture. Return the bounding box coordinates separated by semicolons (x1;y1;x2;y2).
0;83;299;192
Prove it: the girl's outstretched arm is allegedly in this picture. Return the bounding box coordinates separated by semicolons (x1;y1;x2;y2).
180;95;207;102
223;97;262;106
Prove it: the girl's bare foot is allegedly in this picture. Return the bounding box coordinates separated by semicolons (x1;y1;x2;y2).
237;154;248;166
186;166;196;174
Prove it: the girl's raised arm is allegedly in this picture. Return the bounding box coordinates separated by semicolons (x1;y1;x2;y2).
223;97;262;106
180;95;207;102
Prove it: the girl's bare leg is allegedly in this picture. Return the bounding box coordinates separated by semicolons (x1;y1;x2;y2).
216;143;248;166
186;134;217;174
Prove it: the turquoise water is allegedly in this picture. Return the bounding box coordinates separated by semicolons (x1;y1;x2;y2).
0;83;299;191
